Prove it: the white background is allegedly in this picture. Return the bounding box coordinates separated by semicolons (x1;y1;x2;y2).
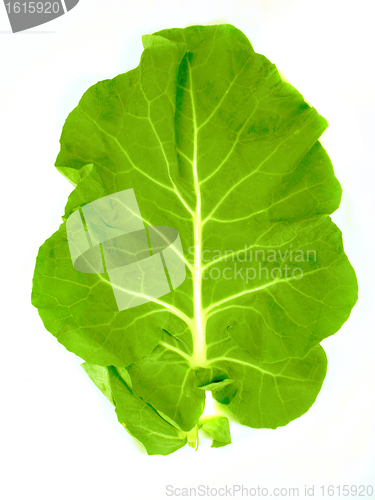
1;1;374;499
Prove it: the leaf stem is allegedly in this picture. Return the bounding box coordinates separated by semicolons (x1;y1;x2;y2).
188;59;207;368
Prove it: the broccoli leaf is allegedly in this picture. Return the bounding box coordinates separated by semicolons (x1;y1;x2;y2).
32;24;358;455
82;363;187;455
199;416;232;448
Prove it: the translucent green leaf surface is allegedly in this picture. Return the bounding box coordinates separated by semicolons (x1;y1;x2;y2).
32;24;358;455
199;416;232;448
82;363;187;455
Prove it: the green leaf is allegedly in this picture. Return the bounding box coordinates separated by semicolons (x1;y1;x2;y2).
209;341;327;428
127;338;206;432
81;362;116;405
32;24;358;454
199;416;232;448
31;222;168;366
82;363;187;455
